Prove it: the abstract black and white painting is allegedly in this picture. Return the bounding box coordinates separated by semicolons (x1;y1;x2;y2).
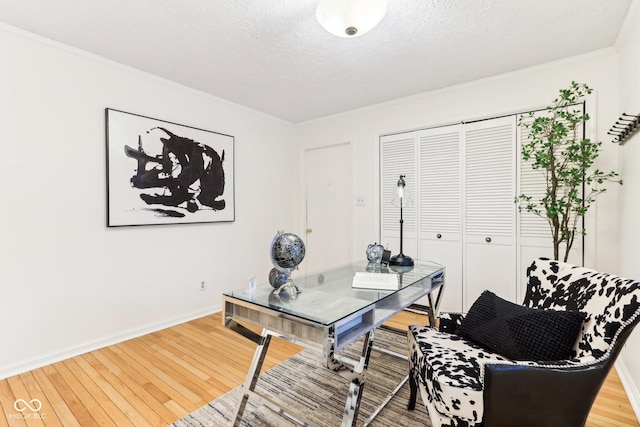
106;109;234;226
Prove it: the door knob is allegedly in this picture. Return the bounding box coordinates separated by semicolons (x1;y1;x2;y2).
306;228;313;234
485;237;492;243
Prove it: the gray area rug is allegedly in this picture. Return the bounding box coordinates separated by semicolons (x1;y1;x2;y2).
171;329;431;426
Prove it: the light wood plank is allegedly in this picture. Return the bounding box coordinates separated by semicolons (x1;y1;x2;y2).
50;362;113;426
73;355;151;427
29;368;80;427
41;365;98;427
6;375;44;427
110;342;194;415
0;380;26;427
88;350;177;424
14;371;63;427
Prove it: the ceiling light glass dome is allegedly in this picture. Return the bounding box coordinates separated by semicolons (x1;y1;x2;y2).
316;0;387;38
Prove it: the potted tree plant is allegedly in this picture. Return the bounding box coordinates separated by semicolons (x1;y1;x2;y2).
515;81;622;262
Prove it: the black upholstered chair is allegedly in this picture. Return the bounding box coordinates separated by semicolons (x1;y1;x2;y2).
407;258;640;427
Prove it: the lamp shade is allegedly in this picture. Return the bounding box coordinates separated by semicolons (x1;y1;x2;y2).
391;175;414;208
316;0;387;38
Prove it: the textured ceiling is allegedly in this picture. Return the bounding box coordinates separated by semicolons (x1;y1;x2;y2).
0;0;633;123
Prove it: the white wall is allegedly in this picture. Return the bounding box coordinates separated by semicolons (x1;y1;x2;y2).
616;0;640;419
295;50;622;274
0;24;298;379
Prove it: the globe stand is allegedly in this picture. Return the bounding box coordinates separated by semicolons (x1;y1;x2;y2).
273;278;301;299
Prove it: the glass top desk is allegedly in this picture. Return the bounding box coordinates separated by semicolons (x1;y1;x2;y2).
223;260;445;427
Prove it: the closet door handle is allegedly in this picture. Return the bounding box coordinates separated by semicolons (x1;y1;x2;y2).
485;237;492;243
436;233;442;239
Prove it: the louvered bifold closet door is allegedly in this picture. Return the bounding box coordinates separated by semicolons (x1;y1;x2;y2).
418;125;462;312
380;132;418;258
463;116;517;310
517;107;584;298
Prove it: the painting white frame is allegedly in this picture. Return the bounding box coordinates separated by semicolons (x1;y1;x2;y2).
106;108;235;227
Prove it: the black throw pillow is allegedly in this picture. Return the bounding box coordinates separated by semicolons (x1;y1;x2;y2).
455;290;586;361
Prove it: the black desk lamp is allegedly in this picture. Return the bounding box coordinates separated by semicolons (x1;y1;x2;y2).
390;174;414;267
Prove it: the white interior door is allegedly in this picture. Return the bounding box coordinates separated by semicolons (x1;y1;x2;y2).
463;116;517;310
379;132;418;257
418;125;463;312
304;143;352;273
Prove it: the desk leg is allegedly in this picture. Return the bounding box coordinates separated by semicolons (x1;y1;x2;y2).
427;278;445;326
427;292;437;326
341;329;374;427
233;328;272;427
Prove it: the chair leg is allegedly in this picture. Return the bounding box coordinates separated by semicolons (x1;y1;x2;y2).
407;372;417;410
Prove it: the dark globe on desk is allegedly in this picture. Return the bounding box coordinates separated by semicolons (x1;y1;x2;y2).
268;267;289;288
271;232;306;270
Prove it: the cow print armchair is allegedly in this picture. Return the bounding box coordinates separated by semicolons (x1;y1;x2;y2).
407;258;640;427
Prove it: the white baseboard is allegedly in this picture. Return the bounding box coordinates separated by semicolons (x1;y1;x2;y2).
0;305;222;380
616;359;640;423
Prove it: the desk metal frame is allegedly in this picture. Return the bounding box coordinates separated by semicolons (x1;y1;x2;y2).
223;262;444;427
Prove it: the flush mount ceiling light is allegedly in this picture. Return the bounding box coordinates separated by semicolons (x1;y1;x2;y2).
316;0;388;38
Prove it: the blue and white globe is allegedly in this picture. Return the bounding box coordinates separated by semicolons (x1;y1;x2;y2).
269;231;305;293
270;232;306;272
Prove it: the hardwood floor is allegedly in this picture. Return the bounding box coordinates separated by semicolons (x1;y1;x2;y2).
0;311;637;426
